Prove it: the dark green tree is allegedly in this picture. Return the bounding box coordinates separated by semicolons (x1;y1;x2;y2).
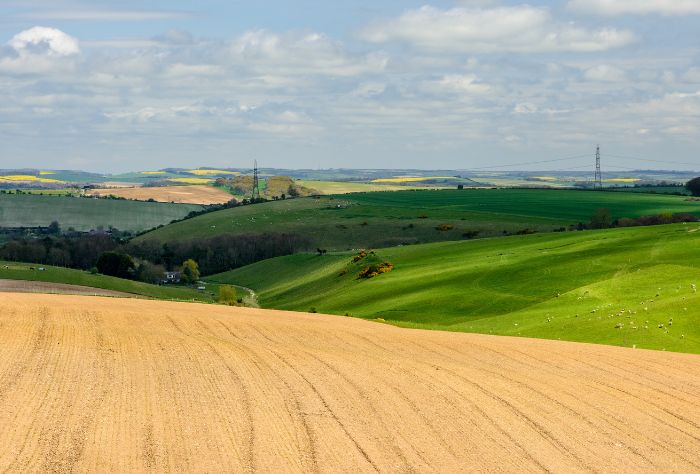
96;252;135;278
686;177;700;197
589;208;613;229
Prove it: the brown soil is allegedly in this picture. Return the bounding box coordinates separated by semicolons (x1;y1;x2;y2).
0;279;134;298
86;185;233;204
0;293;698;472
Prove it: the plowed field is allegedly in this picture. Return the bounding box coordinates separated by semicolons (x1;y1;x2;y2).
87;185;233;204
0;293;698;472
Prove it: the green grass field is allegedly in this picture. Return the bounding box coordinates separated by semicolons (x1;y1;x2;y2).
0;194;202;232
136;188;700;250
209;223;700;354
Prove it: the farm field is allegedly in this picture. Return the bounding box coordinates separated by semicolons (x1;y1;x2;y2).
295;180;426;194
0;279;135;297
211;223;700;354
137;188;700;251
0;293;698;472
0;261;216;302
0;194;202;232
86;185;234;205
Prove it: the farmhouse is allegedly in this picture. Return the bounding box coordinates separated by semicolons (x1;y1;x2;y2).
163;271;181;284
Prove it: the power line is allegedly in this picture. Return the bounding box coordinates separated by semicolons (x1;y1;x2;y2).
606;153;698;168
594;145;602;190
251;160;260;201
463;153;591;171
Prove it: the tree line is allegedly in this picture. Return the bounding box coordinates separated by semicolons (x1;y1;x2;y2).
0;228;307;282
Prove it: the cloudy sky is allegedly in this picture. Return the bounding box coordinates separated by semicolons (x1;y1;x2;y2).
1;0;699;172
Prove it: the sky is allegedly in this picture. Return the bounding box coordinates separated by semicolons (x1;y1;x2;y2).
0;0;699;173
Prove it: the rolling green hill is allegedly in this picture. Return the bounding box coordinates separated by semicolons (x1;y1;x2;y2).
0;194;202;232
136;188;700;250
209;223;700;354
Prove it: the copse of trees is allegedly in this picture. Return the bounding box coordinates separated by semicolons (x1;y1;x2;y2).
96;252;135;279
687;177;700;197
0;233;117;269
127;232;308;276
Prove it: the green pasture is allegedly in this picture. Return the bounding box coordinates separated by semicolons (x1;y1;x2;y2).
209;223;700;354
137;188;700;250
0;194;202;232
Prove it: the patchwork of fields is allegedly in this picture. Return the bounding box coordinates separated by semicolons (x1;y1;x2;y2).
211;223;700;353
1;293;698;472
0;194;202;232
137;188;700;250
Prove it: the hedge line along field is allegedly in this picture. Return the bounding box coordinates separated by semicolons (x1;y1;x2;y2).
1;293;698;472
135;188;700;250
0;193;202;232
210;223;700;354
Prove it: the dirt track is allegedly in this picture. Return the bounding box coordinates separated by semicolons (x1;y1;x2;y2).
0;293;698;473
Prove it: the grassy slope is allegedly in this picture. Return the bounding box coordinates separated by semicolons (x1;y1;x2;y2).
0;261;215;302
209;223;700;353
136;189;700;250
0;194;202;232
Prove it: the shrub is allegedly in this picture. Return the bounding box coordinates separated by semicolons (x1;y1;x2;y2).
352;250;368;263
358;261;394;279
516;228;537;235
462;230;480;239
218;285;238;306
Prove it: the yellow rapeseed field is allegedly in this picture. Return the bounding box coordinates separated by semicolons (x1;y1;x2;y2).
168;177;214;184
372;176;455;183
0;175;65;184
187;169;240;176
605;178;641;183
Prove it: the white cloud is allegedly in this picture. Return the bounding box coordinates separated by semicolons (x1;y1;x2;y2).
0;26;80;74
568;0;700;16
584;64;626;82
360;5;637;53
513;102;538;114
9;26;80;56
432;74;492;95
232;30;387;77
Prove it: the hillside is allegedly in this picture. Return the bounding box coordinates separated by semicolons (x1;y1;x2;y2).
0;194;202;232
0;261;216;302
1;293;698;472
210;223;700;353
135;188;700;250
